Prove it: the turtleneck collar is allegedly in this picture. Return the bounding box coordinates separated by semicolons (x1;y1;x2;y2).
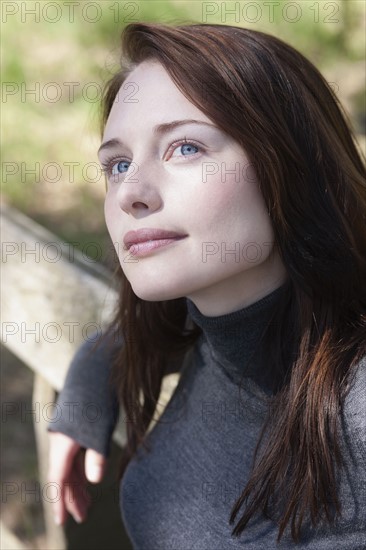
185;283;288;390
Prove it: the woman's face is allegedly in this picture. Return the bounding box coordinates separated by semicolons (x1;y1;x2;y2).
100;60;287;315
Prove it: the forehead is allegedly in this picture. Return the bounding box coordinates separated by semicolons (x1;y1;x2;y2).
103;60;213;138
116;60;181;101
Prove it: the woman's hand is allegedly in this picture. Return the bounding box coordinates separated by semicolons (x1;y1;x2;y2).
47;432;107;525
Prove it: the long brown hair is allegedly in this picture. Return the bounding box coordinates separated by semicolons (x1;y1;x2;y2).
98;23;366;543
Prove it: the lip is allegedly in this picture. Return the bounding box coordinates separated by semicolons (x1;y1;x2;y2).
123;228;188;253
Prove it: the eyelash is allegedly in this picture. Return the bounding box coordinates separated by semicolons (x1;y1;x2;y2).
100;137;202;178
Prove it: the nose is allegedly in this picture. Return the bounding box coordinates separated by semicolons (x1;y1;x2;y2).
116;161;163;216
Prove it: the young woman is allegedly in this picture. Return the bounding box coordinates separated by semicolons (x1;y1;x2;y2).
48;22;366;548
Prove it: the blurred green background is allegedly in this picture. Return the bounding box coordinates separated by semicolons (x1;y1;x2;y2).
1;1;365;548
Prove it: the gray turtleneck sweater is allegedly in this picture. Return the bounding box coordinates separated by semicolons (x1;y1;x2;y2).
48;286;366;549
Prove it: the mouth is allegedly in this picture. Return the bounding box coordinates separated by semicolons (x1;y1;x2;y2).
123;228;188;258
126;236;187;257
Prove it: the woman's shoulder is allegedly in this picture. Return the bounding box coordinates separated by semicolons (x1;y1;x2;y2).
341;353;366;460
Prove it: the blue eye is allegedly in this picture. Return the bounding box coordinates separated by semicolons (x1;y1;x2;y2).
171;141;200;158
180;143;199;155
112;160;130;175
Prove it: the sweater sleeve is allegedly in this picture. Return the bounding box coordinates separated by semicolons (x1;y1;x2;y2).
47;329;122;457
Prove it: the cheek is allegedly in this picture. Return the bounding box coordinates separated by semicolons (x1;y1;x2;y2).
188;176;267;238
104;196;117;237
187;179;275;265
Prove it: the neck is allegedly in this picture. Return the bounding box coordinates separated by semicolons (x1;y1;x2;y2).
185;257;288;316
185;282;289;391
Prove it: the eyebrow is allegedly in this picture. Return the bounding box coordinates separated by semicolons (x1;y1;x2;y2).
97;119;217;155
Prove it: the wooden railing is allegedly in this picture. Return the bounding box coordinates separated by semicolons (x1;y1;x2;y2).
0;202;179;549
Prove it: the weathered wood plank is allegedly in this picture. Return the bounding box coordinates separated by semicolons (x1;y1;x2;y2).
32;372;67;550
1;202;117;392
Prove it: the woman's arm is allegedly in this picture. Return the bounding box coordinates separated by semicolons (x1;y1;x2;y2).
46;329;122;525
47;329;122;456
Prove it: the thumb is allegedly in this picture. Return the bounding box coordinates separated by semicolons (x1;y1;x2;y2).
84;448;106;483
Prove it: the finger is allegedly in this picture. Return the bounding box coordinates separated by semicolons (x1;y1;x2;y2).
47;432;80;525
64;466;91;524
84;448;107;483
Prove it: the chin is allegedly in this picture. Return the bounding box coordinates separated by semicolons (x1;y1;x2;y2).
129;282;183;303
